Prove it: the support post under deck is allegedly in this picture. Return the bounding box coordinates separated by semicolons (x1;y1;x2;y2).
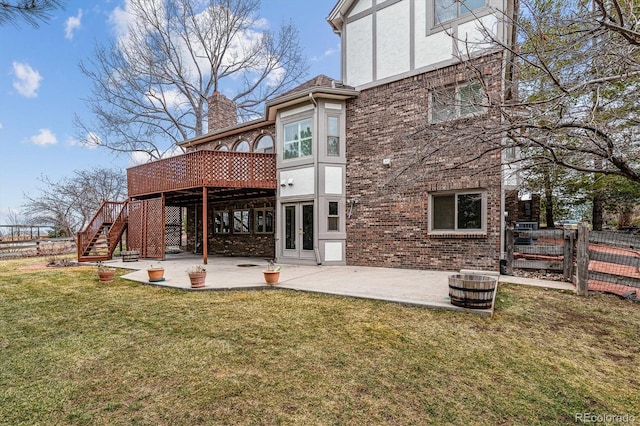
202;187;208;265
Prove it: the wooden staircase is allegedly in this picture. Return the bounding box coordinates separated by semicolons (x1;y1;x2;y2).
77;201;129;262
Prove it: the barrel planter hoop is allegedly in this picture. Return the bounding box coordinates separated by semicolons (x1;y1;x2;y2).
121;250;140;262
448;274;497;309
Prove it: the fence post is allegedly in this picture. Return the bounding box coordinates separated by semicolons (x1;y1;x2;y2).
576;223;590;296
505;227;514;275
563;230;574;282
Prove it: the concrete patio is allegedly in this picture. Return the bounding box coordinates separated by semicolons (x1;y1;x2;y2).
100;253;575;317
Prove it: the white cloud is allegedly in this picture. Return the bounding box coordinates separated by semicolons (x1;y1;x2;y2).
68;132;101;148
129;151;153;165
311;43;340;62
12;62;42;98
30;129;57;146
65;9;83;40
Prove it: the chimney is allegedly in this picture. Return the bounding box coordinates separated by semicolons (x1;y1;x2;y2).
207;92;237;133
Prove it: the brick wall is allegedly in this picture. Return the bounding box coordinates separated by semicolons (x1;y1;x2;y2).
192;124;276;152
505;190;541;226
186;196;275;258
208;92;238;132
345;53;505;271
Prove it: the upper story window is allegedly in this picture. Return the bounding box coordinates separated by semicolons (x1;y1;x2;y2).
327;116;340;157
432;82;484;123
255;135;274;153
435;0;485;24
234;140;250;152
216;144;229;151
283;118;312;160
429;191;486;233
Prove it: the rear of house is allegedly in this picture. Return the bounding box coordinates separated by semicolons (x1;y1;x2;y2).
79;0;515;273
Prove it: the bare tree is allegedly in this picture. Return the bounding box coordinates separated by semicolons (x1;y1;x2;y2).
401;0;639;186
0;0;63;27
22;168;127;237
74;0;308;160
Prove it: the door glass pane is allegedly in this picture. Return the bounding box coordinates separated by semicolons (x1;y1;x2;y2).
457;193;482;229
433;195;455;230
285;206;296;250
302;204;314;251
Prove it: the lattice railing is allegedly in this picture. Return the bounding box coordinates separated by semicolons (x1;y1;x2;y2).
127;150;277;197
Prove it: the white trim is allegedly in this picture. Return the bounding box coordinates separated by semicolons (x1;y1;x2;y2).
280;104;314;118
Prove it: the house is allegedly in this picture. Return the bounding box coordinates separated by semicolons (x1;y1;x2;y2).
78;0;516;272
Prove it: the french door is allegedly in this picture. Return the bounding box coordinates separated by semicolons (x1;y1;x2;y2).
282;202;315;259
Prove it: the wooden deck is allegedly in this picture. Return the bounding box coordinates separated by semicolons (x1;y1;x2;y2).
127;150;277;198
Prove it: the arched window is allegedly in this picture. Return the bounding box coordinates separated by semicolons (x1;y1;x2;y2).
234;140;250;152
216;144;229;151
254;135;274;153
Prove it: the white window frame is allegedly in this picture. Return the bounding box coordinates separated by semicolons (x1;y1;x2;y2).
327;115;340;157
431;82;485;123
283;117;313;160
434;0;486;25
428;190;487;235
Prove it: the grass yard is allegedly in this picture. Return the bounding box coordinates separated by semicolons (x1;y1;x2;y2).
0;257;638;425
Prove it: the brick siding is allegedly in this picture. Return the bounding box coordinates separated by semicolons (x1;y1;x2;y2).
345;53;505;271
186;196;275;258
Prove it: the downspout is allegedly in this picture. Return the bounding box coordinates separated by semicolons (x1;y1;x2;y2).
309;92;322;265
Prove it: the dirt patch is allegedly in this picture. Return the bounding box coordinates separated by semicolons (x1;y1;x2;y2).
18;260;83;271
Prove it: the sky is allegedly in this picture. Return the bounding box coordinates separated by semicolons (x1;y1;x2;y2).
0;0;341;224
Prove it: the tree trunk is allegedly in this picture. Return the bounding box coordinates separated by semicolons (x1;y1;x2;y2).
544;171;554;228
592;192;604;231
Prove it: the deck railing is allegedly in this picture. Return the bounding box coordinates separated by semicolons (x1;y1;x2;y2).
127;150;277;197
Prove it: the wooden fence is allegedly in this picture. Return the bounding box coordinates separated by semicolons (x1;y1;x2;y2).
506;224;640;299
575;224;640;297
505;228;575;281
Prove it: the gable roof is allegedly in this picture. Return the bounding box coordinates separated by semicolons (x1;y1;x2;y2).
327;0;356;32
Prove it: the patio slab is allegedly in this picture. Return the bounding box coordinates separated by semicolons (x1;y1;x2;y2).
105;253;573;316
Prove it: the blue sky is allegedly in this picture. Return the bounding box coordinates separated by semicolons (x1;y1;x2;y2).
0;0;341;224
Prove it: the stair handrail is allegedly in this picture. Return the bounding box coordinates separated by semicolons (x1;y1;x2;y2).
106;200;129;254
77;201;127;258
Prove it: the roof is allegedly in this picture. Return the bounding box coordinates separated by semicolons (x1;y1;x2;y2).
327;0;355;32
179;75;358;148
275;75;338;99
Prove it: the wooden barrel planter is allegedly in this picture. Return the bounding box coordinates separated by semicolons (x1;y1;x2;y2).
121;250;140;262
448;274;497;309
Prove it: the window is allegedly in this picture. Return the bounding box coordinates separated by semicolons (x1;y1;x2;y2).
435;0;485;24
430;191;485;232
283;118;312;160
254;208;274;233
327;116;340;156
255;135;274;153
328;201;339;231
234;140;250;152
216;144;229;151
432;82;484;123
233;210;250;234
214;211;230;234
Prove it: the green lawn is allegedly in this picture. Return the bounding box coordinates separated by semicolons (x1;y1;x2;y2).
0;257;638;425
